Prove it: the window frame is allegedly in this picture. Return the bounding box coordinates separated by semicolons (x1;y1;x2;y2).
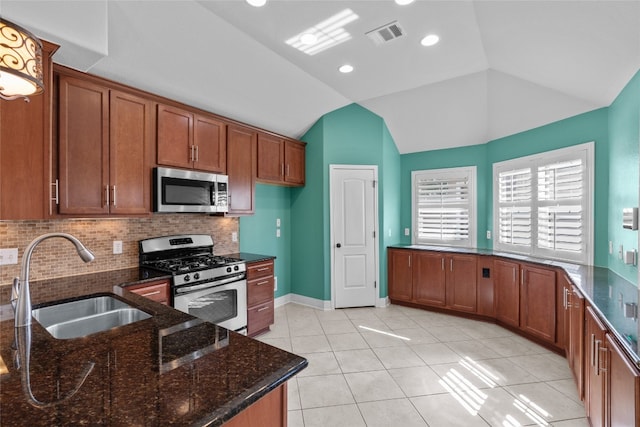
411;166;477;248
492;142;594;265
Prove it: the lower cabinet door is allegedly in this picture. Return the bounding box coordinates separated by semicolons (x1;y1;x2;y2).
413;251;446;307
607;333;640;427
585;306;607;427
248;301;274;336
494;259;520;327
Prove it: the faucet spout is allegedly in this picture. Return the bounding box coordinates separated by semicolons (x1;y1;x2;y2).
14;233;95;328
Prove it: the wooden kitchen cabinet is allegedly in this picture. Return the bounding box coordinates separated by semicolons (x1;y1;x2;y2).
568;284;585;400
57;70;153;216
222;383;287;427
247;259;275;336
388;249;413;302
412;251;446;306
157;104;227;173
256;133;306;186
226;124;256;215
494;259;520;327
388;249;476;313
520;263;556;343
127;279;171;305
606;333;640;427
0;41;58;220
585;306;607;427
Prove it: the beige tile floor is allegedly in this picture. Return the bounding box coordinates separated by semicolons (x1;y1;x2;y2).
256;303;589;427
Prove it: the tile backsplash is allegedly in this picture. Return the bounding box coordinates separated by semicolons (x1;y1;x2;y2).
0;215;239;287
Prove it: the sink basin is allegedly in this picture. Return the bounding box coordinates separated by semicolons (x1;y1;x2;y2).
32;295;151;339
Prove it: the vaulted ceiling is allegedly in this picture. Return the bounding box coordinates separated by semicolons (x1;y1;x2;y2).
3;1;640;153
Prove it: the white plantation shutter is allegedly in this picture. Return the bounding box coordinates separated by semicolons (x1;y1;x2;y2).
537;159;584;254
497;168;532;247
493;143;593;264
412;167;476;247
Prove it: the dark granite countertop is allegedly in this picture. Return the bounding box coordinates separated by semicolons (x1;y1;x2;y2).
389;244;640;366
225;252;276;263
0;269;306;426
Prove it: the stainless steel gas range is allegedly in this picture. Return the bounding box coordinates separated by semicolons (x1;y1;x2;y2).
139;234;247;334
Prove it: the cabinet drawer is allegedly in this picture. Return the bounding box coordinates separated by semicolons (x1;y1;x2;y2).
247;260;274;279
248;276;274;306
248;301;274;336
127;280;170;305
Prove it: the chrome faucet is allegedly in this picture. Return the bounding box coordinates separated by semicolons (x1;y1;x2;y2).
12;233;95;328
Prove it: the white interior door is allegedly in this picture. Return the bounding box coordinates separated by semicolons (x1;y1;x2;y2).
331;165;378;308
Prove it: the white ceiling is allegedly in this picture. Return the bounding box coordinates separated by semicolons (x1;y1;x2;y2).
3;1;640;154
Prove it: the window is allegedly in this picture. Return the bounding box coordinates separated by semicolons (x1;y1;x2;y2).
493;142;594;264
412;166;476;247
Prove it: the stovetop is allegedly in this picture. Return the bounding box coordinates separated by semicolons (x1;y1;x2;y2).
143;254;244;274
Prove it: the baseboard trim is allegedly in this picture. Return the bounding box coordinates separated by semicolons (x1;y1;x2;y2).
274;293;388;311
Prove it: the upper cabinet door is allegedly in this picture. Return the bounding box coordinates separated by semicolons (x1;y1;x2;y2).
58;76;110;215
257;133;284;182
284;140;305;186
109;90;153;215
156;104;193;169
226;125;256;215
193;114;226;174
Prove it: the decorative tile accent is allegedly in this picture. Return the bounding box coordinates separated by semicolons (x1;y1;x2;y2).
0;215;238;287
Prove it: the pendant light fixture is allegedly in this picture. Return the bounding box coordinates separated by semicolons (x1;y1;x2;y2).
0;18;44;102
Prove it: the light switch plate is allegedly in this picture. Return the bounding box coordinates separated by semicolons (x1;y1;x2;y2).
232;232;238;242
404;228;410;236
113;241;123;255
0;248;18;265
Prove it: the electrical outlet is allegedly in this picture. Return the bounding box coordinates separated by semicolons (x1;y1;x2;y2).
113;241;123;255
232;232;238;242
619;245;624;260
276;229;281;238
404;228;410;236
274;276;278;292
486;230;491;240
0;248;18;265
609;241;613;254
276;218;281;227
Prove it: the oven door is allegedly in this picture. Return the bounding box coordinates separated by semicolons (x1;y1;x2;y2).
173;280;247;334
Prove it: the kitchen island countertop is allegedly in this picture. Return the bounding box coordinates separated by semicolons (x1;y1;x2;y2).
0;268;306;426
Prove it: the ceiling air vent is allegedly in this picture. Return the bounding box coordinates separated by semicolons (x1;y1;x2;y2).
366;21;405;45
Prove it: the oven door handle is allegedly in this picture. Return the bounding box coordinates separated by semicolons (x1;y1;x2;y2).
175;275;245;294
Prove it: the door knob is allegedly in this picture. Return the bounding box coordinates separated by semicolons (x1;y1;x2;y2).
336;243;342;248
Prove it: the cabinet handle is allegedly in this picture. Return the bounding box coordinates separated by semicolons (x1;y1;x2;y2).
256;267;270;272
281;164;284;176
256;280;269;286
441;258;444;271
112;185;116;206
141;290;161;297
257;306;270;312
598;345;608;374
195;145;199;162
286;164;290;177
521;270;524;286
450;259;453;272
51;179;59;205
408;256;411;268
189;145;195;162
594;339;603;375
105;186;110;207
590;333;596;367
513;268;516;283
562;288;567;309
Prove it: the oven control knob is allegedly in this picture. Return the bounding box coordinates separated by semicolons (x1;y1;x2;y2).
194;273;200;281
184;274;191;282
226;267;232;273
234;265;239;271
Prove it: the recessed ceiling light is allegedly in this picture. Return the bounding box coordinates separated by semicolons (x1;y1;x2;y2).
421;34;440;47
285;9;359;56
300;33;318;45
395;0;415;5
339;64;354;73
246;0;266;7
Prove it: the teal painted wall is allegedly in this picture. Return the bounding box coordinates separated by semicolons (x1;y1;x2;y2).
239;184;292;298
290;118;327;300
399;108;610;266
608;70;640;283
290;103;402;302
399;144;489;248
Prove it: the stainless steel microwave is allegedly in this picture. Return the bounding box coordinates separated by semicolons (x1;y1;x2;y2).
154;167;228;213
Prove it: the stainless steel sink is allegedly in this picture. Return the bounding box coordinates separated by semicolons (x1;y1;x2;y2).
32;295;151;339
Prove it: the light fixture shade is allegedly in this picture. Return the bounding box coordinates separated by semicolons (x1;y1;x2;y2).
0;18;44;100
